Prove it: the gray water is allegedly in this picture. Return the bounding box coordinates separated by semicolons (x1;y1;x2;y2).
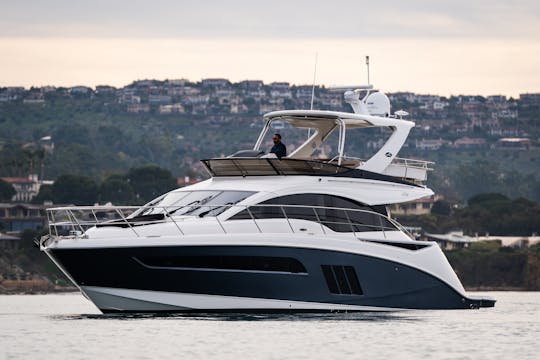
0;292;538;360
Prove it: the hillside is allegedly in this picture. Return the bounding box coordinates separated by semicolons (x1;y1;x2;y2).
1;80;539;202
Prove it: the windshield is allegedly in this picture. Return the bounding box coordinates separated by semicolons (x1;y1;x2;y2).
136;190;255;217
258;120;318;157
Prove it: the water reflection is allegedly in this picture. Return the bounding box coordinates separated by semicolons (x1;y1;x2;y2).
54;311;422;323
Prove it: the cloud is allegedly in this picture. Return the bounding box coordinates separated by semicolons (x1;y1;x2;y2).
0;0;538;39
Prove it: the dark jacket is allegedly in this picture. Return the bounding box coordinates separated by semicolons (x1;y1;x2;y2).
270;142;287;159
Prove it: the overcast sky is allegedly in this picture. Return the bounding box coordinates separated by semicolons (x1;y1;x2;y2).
1;1;539;95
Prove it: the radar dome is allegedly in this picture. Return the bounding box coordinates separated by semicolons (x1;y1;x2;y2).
366;92;391;117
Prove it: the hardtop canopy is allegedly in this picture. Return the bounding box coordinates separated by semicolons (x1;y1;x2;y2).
254;109;415;173
263;109;413;129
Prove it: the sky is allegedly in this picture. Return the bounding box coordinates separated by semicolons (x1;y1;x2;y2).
0;0;539;96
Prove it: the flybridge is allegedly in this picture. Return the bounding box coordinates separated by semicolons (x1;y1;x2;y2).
203;85;434;184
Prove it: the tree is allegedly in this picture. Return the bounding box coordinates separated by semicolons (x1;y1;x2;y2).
0;179;15;202
126;165;177;204
431;200;452;216
456;194;540;236
99;174;135;205
19;229;41;250
51;174;98;205
453;161;503;200
32;184;53;204
53;123;92;146
468;193;509;207
0;143;34;177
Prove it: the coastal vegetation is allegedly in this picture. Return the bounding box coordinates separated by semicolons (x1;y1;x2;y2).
446;241;540;290
35;165;178;205
396;193;540;236
0;179;15;201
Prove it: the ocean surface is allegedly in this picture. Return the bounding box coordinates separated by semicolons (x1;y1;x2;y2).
0;292;538;360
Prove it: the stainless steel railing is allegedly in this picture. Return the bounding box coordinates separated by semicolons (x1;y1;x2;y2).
327;155;433;169
391;157;435;170
44;204;410;242
326;155;434;183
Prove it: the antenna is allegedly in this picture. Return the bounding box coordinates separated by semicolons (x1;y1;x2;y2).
327;56;374;115
310;52;318;111
366;55;370;85
308;52;318;139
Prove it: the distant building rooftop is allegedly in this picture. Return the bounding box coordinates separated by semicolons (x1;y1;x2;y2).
424;231;477;250
477;236;540;247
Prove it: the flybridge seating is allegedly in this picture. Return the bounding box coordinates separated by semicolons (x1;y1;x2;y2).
202;158;350;177
203;108;433;185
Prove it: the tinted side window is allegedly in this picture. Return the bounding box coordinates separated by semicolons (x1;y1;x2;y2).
229;193;395;233
315;207;352;232
230;194;321;220
231;205;285;220
136;255;307;273
188;191;255;217
138;191;254;217
321;195;383;232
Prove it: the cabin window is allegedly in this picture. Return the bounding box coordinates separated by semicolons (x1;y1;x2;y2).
136;255;307;274
136;190;255;217
230;193;394;232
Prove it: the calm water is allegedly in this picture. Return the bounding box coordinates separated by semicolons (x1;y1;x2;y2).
0;292;538;360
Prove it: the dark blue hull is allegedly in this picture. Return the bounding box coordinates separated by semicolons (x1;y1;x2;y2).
47;245;495;312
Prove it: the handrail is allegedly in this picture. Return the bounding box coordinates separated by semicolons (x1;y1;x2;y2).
326;155;433;169
44;203;408;243
391;157;435;170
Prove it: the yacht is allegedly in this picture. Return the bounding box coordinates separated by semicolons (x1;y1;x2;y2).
40;84;495;313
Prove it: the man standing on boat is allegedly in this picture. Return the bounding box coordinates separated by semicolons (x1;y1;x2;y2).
270;133;287;159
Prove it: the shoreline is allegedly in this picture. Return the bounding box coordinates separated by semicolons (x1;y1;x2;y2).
0;286;78;295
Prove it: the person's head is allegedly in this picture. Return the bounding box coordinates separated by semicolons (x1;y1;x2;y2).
273;133;282;144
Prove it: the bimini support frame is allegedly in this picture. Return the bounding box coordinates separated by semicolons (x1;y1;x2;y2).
253;116;348;165
337;118;346;166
